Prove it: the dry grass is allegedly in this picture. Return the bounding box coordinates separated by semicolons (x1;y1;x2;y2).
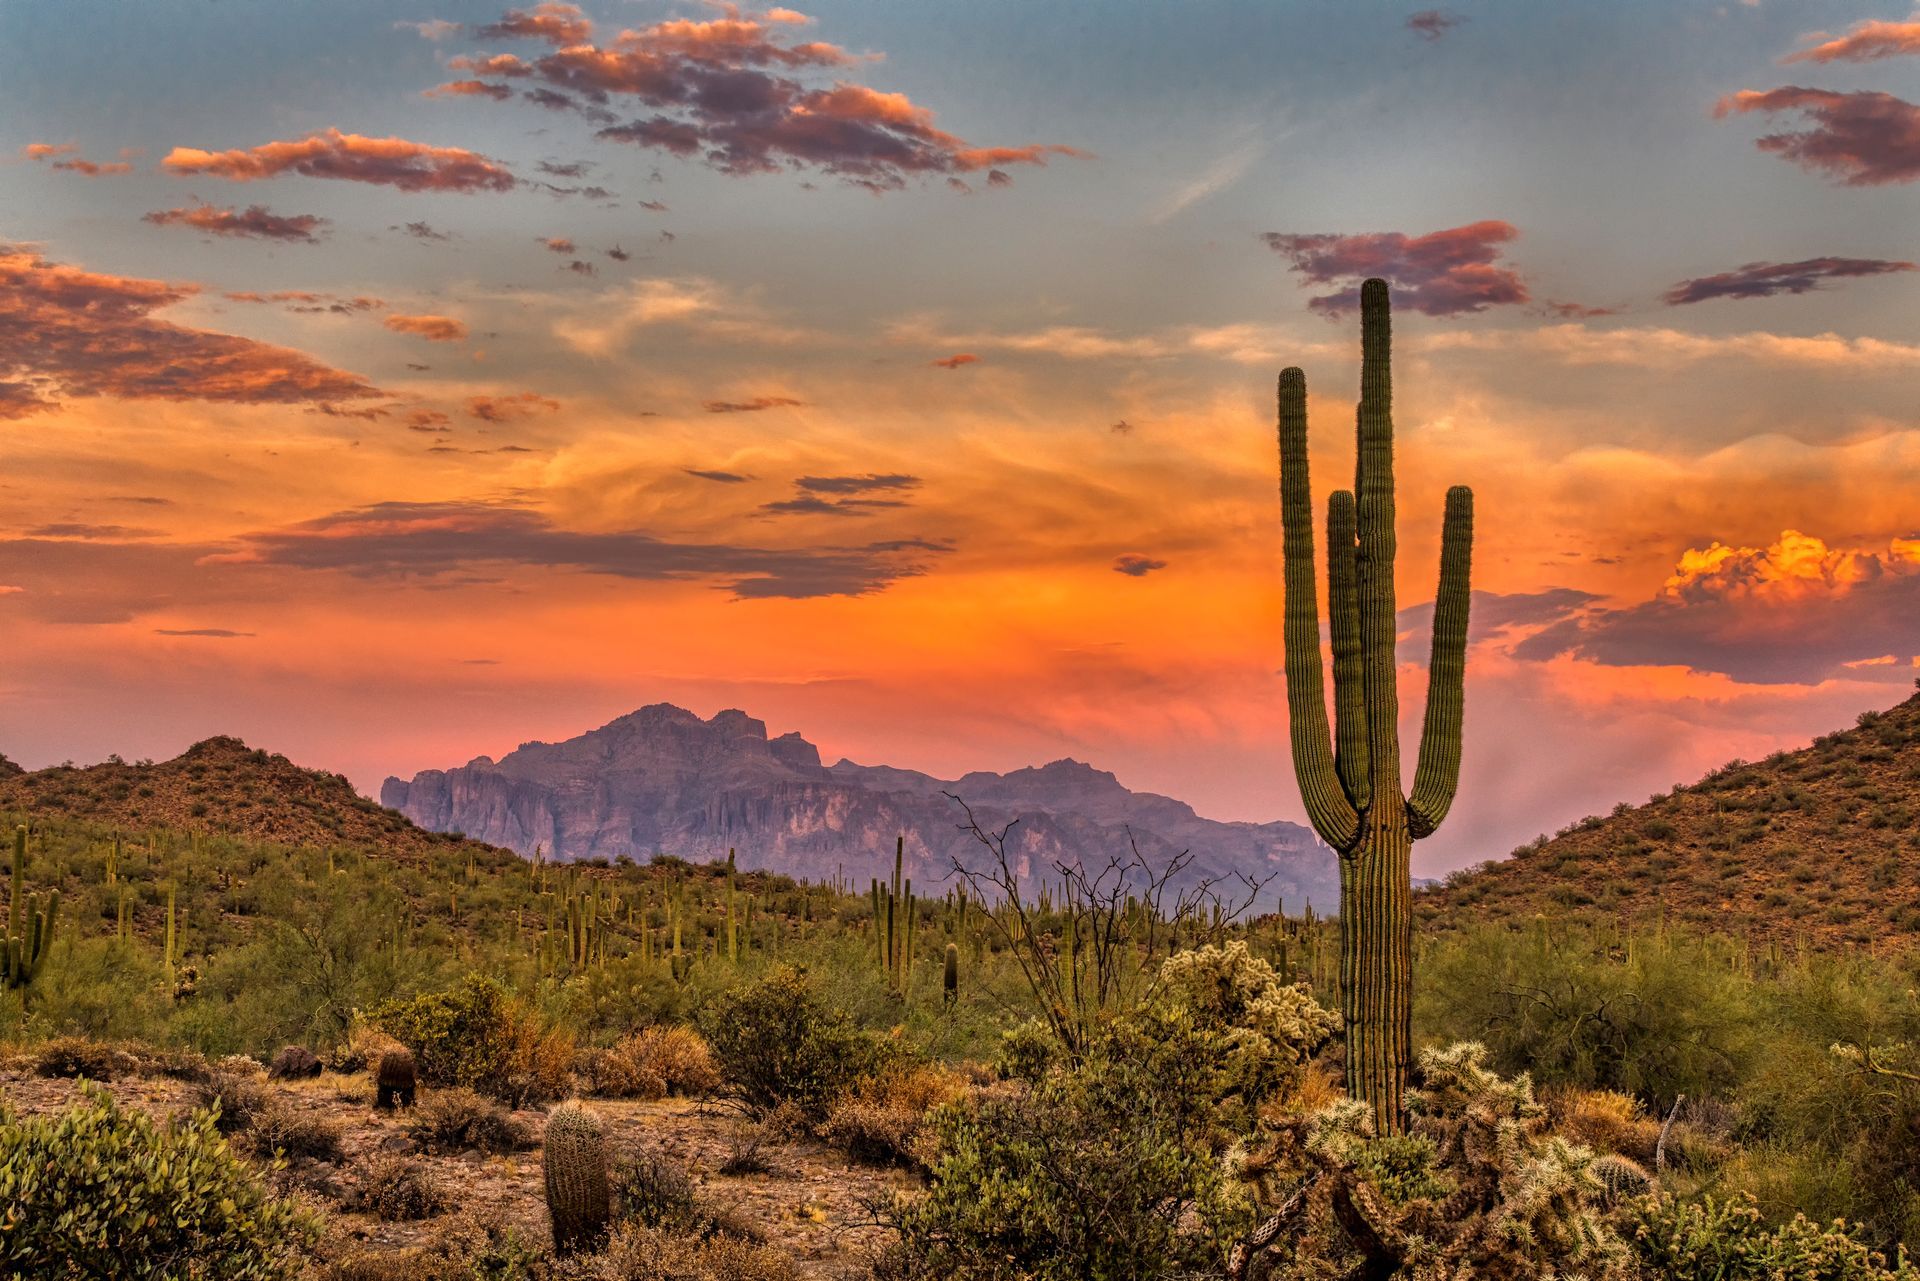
818;1063;966;1168
1546;1087;1662;1163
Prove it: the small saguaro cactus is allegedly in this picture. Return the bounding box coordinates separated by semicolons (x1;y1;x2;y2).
375;1047;418;1110
943;942;959;1007
544;1099;612;1255
4;825;59;995
1276;278;1474;1133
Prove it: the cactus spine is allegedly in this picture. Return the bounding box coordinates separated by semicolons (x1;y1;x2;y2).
4;825;58;994
543;1100;612;1254
1276;278;1473;1132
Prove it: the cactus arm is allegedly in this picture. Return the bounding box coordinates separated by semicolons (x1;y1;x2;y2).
1326;489;1370;810
1354;278;1404;805
1408;486;1474;837
1277;367;1360;850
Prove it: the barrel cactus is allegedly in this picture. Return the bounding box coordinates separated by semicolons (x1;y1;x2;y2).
544;1099;612;1255
1590;1152;1654;1204
375;1048;418;1111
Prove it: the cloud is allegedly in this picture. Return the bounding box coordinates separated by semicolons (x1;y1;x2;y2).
541;235;577;254
1261;220;1529;316
22;142;74;160
1714;87;1920;186
1406;9;1465;40
163;128;516;193
468;391;560;421
1782;18;1920;64
758;495;907;517
427;79;516;100
554;277;806;354
24;142;136;175
1398;587;1601;649
1113;554;1167;576
606;244;630;262
478;2;593;46
794;473;918;494
443;6;1079;191
213;499;945;599
638;199;669;212
0;243;377;418
154;627;255;638
397;18;462;39
930;352;979;369
384;313;469;341
1662;256;1916;304
704;395;804;413
1512;531;1920;684
395;220;453;243
685;468;752;483
406;409;453;431
224;290;385;314
143;202;328;242
537;159;592;177
27;523;162;540
1420;322;1920;370
566;259;595;276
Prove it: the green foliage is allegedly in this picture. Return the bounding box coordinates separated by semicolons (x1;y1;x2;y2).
699;964;884;1121
368;973;571;1106
0;1083;320;1279
1630;1194;1919;1280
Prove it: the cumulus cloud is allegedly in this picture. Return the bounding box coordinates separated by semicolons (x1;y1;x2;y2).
1113;554;1167;576
704;395;804;413
1662;256;1916;304
1261;220;1529;316
143;202;328;242
0;243;377;418
163;128;516;193
1513;531;1920;684
1406;10;1465;40
1782;18;1920;64
1715;87;1920;186
438;6;1080;191
468;391;560;421
930;352;979;369
384;313;469;341
211;499;944;599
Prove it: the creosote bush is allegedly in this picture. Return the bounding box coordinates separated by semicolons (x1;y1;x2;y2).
0;1083;321;1279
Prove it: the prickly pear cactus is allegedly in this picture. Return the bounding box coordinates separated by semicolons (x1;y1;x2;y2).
544;1099;611;1255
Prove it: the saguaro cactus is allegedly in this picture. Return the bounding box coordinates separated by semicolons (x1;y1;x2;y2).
4;825;59;994
1276;278;1473;1132
544;1099;611;1254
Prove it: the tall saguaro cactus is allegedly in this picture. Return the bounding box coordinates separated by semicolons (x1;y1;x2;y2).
1277;278;1473;1132
4;825;59;995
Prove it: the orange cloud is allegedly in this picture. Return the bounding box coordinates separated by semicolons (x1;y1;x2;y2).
162;129;517;193
703;396;805;413
1715;87;1920;186
143;203;328;242
425;79;515;100
1783;19;1920;64
930;353;979;369
0;243;377;418
478;2;593;45
384;314;469;342
22;142;133;175
22;142;75;160
468;391;561;421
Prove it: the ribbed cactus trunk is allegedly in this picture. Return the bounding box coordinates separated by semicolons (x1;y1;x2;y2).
1277;278;1473;1133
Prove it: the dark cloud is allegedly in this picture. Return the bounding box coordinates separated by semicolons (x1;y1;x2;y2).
1110;420;1134;435
224;290;385;314
443;8;1080;192
606;244;631;262
685;468;752;483
26;523;161;540
1113;554;1167;577
638;199;669;212
704;396;804;413
537;159;592;177
794;473;918;494
1662;256;1916;304
213;499;945;599
1715;87;1920;186
1509;534;1920;684
396;220;453;241
143;203;328;242
155;628;254;638
760;495;908;517
0;243;377;418
1261;220;1528;316
566;259;595;276
1397;587;1601;651
1406;10;1465;40
163;128;516;193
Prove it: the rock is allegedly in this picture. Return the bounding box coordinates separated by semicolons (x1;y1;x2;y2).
268;1045;322;1080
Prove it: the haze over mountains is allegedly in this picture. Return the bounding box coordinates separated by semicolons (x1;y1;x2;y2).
382;704;1338;911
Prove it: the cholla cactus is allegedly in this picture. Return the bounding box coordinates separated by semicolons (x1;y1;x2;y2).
544;1099;611;1255
1229;1042;1635;1280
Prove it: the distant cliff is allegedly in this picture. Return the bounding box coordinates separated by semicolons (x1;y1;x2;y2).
382;704;1338;911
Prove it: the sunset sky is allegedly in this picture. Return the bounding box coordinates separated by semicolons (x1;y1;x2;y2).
4;0;1919;876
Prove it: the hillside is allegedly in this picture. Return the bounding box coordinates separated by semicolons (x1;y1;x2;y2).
1420;690;1920;951
0;736;480;858
384;703;1339;911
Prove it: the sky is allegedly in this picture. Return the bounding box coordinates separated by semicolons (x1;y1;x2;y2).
2;0;1919;876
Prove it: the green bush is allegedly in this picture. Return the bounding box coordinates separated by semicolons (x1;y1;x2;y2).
698;965;883;1121
0;1083;320;1279
369;974;573;1106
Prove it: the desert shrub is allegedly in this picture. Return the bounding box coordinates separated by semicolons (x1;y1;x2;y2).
370;974;574;1106
1548;1086;1662;1162
1630;1193;1919;1279
699;966;883;1121
321;1211;542;1280
550;1222;796;1281
249;1102;344;1162
717;1123;773;1176
612;1146;702;1233
358;1153;449;1221
194;1068;273;1134
326;1017;406;1074
620;1024;721;1097
578;1045;667;1100
409;1086;533;1155
820;1063;967;1168
0;1083;320;1279
34;1035;139;1080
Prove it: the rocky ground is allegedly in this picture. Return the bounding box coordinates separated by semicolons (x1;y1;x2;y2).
0;1065;912;1278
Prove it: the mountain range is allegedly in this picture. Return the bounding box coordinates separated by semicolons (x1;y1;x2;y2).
382;704;1338;911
